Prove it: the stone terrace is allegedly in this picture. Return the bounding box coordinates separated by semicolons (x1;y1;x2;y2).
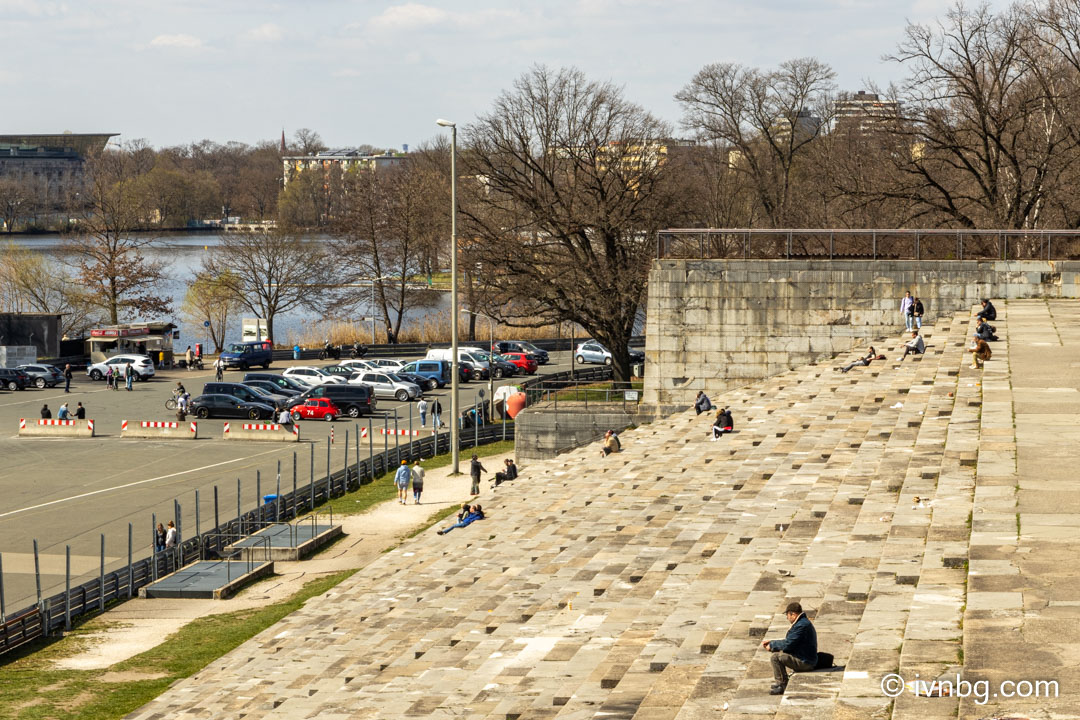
127;303;1064;720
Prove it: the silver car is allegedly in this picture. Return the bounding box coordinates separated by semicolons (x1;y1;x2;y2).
575;342;645;366
348;371;421;402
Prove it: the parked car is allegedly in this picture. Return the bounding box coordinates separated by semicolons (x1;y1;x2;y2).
0;367;32;390
219;341;273;370
87;354;156;381
243;372;310;394
243;379;301;398
348;370;422;402
365;358;406;371
459;361;476;382
338;359;377;372
290;397;341;422
469;350;518;379
285;383;375;418
398;359;451;390
394;371;430;393
17;364;64;388
202;381;291;410
500;352;538;375
492;340;549;365
321;364;356;379
426;348;490;379
189;394;275;420
574;342;645;366
282;366;347;387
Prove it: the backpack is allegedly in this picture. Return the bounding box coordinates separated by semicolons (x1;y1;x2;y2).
815;652;835;670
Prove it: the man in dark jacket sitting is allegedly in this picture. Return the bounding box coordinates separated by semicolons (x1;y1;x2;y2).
761;601;818;695
976;299;997;322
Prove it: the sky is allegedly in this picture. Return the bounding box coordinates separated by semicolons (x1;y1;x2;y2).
0;0;1010;150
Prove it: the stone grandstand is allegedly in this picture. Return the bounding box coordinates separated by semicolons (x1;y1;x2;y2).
128;301;1073;720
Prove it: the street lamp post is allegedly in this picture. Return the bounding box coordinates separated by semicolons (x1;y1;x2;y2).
437;118;460;474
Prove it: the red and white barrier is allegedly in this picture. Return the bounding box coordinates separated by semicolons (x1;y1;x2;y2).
18;418;96;438
360;427;368;438
381;428;420;437
120;419;198;440
223;422;300;443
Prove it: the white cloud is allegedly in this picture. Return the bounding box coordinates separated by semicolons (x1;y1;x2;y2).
368;3;450;32
242;22;282;43
149;33;203;49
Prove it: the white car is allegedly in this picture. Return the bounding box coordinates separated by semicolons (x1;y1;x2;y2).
87;354;156;381
282;366;347;387
365;358;405;371
338;359;377;371
348;370;421;402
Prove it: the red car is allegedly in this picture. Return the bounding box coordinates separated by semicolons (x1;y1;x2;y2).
501;352;538;375
291;398;341;422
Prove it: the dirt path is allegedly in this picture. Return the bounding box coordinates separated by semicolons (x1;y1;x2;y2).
53;451;515;671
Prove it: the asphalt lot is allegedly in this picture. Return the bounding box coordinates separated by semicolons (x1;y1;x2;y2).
0;351;580;611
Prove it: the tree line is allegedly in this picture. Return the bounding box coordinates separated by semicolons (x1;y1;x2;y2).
5;1;1078;379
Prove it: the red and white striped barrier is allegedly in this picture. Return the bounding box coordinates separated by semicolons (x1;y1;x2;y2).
360;427;368;438
121;419;198;440
223;422;300;443
331;426;335;444
18;418;95;438
381;428;420;437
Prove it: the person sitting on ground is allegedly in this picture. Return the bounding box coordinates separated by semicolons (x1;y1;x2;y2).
975;316;998;342
456;503;471;522
970;333;992;369
896;331;925;361
57;403;71;420
278;407;292;425
600;429;621;457
494;458;518;487
437;504;484;535
761;601;818;696
40;403;51;419
694;390;713;415
711;407;734;440
976;298;997;322
836;346;878;373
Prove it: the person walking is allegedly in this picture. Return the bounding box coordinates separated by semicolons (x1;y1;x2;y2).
40;403;51;419
214;356;224;381
394;460;411;504
900;291;914;331
411;460;425;504
74;402;85;419
124;362;134;391
761;601;818;696
912;296;925;329
185;346;194;371
432;399;443;429
470;454;486;495
106;366;115;390
63;363;73;393
417;397;429;428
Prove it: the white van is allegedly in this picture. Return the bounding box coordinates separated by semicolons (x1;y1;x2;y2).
425;348;490;378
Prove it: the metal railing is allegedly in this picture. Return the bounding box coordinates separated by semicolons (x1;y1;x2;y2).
657;228;1080;261
525;379;642;411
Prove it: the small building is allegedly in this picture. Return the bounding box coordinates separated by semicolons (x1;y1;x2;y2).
85;322;176;364
0;312;62;358
282;149;407;186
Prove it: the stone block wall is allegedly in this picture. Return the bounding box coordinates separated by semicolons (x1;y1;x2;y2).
644;259;1080;408
514;407;654;465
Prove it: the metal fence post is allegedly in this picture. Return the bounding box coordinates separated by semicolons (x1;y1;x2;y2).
237;477;242;537
98;534;105;613
384;414;389;461
275;464;282;523
0;553;5;623
214;485;220;535
127;523;133;600
64;546;70;630
325;437;331;498
195;489;201;547
292;452;298;519
408;412;413;461
151;512;158;581
394;413;400;466
309;443;315;511
369;420;375;480
256;470;261;526
33;539;41;607
343;429;349;492
354;424;360;486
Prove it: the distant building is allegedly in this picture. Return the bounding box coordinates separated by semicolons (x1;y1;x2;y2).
0;133;117;201
835;91;901;133
774;110;823;143
282;149;408;186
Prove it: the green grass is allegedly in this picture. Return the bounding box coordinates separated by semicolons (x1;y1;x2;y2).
314;439;516;517
547;380;645;403
0;570;357;720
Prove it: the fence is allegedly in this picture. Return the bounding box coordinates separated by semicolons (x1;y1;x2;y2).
657;228;1080;261
0;421;515;658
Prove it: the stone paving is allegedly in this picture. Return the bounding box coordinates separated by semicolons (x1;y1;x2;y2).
125;303;1069;720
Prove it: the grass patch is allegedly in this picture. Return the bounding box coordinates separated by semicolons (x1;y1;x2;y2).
0;569;357;720
314;440;516;517
546;380;645;403
404;504;463;540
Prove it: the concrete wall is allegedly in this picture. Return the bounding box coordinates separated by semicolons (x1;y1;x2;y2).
0;346;36;368
515;407;654;465
644;259;1080;408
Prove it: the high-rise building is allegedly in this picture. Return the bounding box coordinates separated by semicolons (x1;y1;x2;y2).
835;91;901;133
0;133;116;198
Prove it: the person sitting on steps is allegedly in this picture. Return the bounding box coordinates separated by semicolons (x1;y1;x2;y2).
600;429;621;457
896;331;925;361
694;391;713;415
975;316;998;342
835;346;878;373
711;407;733;440
494;458;518;487
976;298;997;322
762;601;818;696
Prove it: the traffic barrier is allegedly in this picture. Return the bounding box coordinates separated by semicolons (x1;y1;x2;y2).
381;428;420;437
18;418;95;438
360;427;368;438
120;419;198;440
223;422;301;443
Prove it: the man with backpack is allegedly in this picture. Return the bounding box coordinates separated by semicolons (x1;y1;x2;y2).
762;601;818;695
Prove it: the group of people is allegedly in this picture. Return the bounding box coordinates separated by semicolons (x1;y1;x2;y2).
153;520;178;552
416;397;444;429
694;392;736;440
105;362;137;391
40;402;86;420
437;502;485;535
969;298;997;369
393;459;427;504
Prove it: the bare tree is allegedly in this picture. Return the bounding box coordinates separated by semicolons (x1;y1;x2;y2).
676;58;836;227
293;128;327;156
0;242;99;337
181;271;241;352
0;179;28;232
66;144;171;324
461;65;679;381
202;230;330;344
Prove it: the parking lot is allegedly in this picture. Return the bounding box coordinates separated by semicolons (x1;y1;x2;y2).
0;350;578;611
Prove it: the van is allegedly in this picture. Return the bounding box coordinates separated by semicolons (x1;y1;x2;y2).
425;348;490;379
220;341;273;370
399;359;451;389
203;381;290;410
